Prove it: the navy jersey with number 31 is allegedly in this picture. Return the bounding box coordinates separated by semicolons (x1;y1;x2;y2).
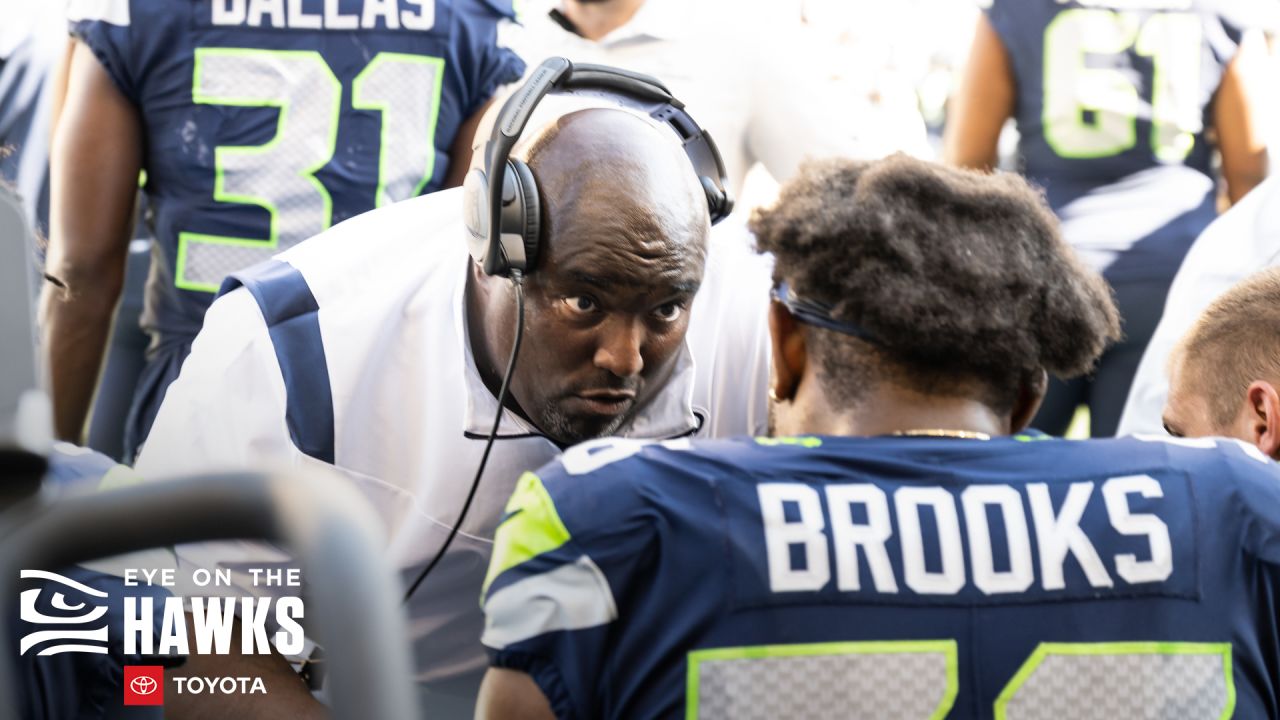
483;433;1280;719
69;0;524;341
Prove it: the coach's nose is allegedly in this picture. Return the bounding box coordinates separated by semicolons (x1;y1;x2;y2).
593;316;645;378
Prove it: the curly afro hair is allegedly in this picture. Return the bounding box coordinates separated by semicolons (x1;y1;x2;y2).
750;154;1121;412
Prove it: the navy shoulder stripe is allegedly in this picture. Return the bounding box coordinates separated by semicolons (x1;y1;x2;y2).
220;261;335;465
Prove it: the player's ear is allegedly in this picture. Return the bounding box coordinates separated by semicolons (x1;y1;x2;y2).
1244;381;1280;459
768;301;806;403
1009;368;1048;434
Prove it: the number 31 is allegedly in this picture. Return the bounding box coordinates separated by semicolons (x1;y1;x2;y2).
177;48;444;292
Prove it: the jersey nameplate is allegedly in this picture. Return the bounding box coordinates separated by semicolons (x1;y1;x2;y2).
1066;0;1192;9
204;0;437;32
729;473;1197;607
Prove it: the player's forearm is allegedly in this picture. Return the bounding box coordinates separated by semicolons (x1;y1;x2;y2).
476;668;556;720
39;273;122;441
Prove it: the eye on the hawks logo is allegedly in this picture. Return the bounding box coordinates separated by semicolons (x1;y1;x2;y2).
18;570;109;656
124;665;165;706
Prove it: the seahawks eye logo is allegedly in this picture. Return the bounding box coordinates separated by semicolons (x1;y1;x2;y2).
18;570;109;656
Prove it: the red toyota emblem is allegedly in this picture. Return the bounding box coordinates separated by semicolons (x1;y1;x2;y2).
124;666;164;706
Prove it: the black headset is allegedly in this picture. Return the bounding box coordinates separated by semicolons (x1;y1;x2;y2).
462;56;734;278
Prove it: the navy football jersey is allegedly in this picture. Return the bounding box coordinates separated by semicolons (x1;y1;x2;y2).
70;0;524;343
483;433;1280;719
987;0;1249;278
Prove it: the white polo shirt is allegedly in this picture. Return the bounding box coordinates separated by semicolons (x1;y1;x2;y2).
136;187;773;686
503;0;927;197
1118;177;1280;436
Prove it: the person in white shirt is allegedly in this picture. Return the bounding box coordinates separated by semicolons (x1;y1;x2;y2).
1117;177;1280;437
135;64;772;718
505;0;928;200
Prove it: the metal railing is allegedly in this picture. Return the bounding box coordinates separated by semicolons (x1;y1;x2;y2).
0;466;422;720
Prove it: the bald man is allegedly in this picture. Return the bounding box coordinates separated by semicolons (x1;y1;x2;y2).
133;71;772;717
1162;267;1280;460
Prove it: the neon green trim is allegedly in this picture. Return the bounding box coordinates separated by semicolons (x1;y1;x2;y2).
1136;12;1201;162
95;464;143;492
686;640;958;720
1013;433;1052;443
180;48;341;292
175;231;286;292
481;473;572;597
754;436;822;449
993;642;1234;719
1042;9;1139;160
352;52;446;207
1042;10;1079;159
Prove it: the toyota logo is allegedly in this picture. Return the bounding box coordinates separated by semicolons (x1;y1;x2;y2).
130;676;158;696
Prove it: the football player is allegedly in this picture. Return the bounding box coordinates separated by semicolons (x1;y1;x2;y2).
945;0;1270;437
41;0;525;458
479;156;1280;718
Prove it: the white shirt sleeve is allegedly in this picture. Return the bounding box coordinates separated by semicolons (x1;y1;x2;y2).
131;288;308;616
1117;178;1280;436
135;288;297;477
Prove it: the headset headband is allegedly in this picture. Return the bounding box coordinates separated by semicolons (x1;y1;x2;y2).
478;57;733;277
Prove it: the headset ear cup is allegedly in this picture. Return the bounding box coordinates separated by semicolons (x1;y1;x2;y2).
508;159;541;270
462;168;491;265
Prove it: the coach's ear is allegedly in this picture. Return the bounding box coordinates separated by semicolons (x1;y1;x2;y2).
1242;381;1280;460
768;302;806;404
1010;368;1048;433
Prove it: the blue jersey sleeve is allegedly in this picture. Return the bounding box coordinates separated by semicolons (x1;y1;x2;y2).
68;0;142;103
1214;439;1280;565
452;0;525;120
981;0;1030;61
481;440;666;719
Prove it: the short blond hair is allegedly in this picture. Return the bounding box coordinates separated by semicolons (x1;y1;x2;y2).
1175;267;1280;426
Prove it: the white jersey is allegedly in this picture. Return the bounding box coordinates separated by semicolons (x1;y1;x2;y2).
503;0;927;197
135;187;773;690
1118;177;1280;436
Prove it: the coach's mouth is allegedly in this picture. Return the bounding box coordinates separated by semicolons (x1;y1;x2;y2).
568;390;637;416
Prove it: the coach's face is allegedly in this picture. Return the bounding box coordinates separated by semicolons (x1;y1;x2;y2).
471;110;710;445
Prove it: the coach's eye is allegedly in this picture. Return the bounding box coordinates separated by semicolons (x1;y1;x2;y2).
652;301;684;322
562;296;598;315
